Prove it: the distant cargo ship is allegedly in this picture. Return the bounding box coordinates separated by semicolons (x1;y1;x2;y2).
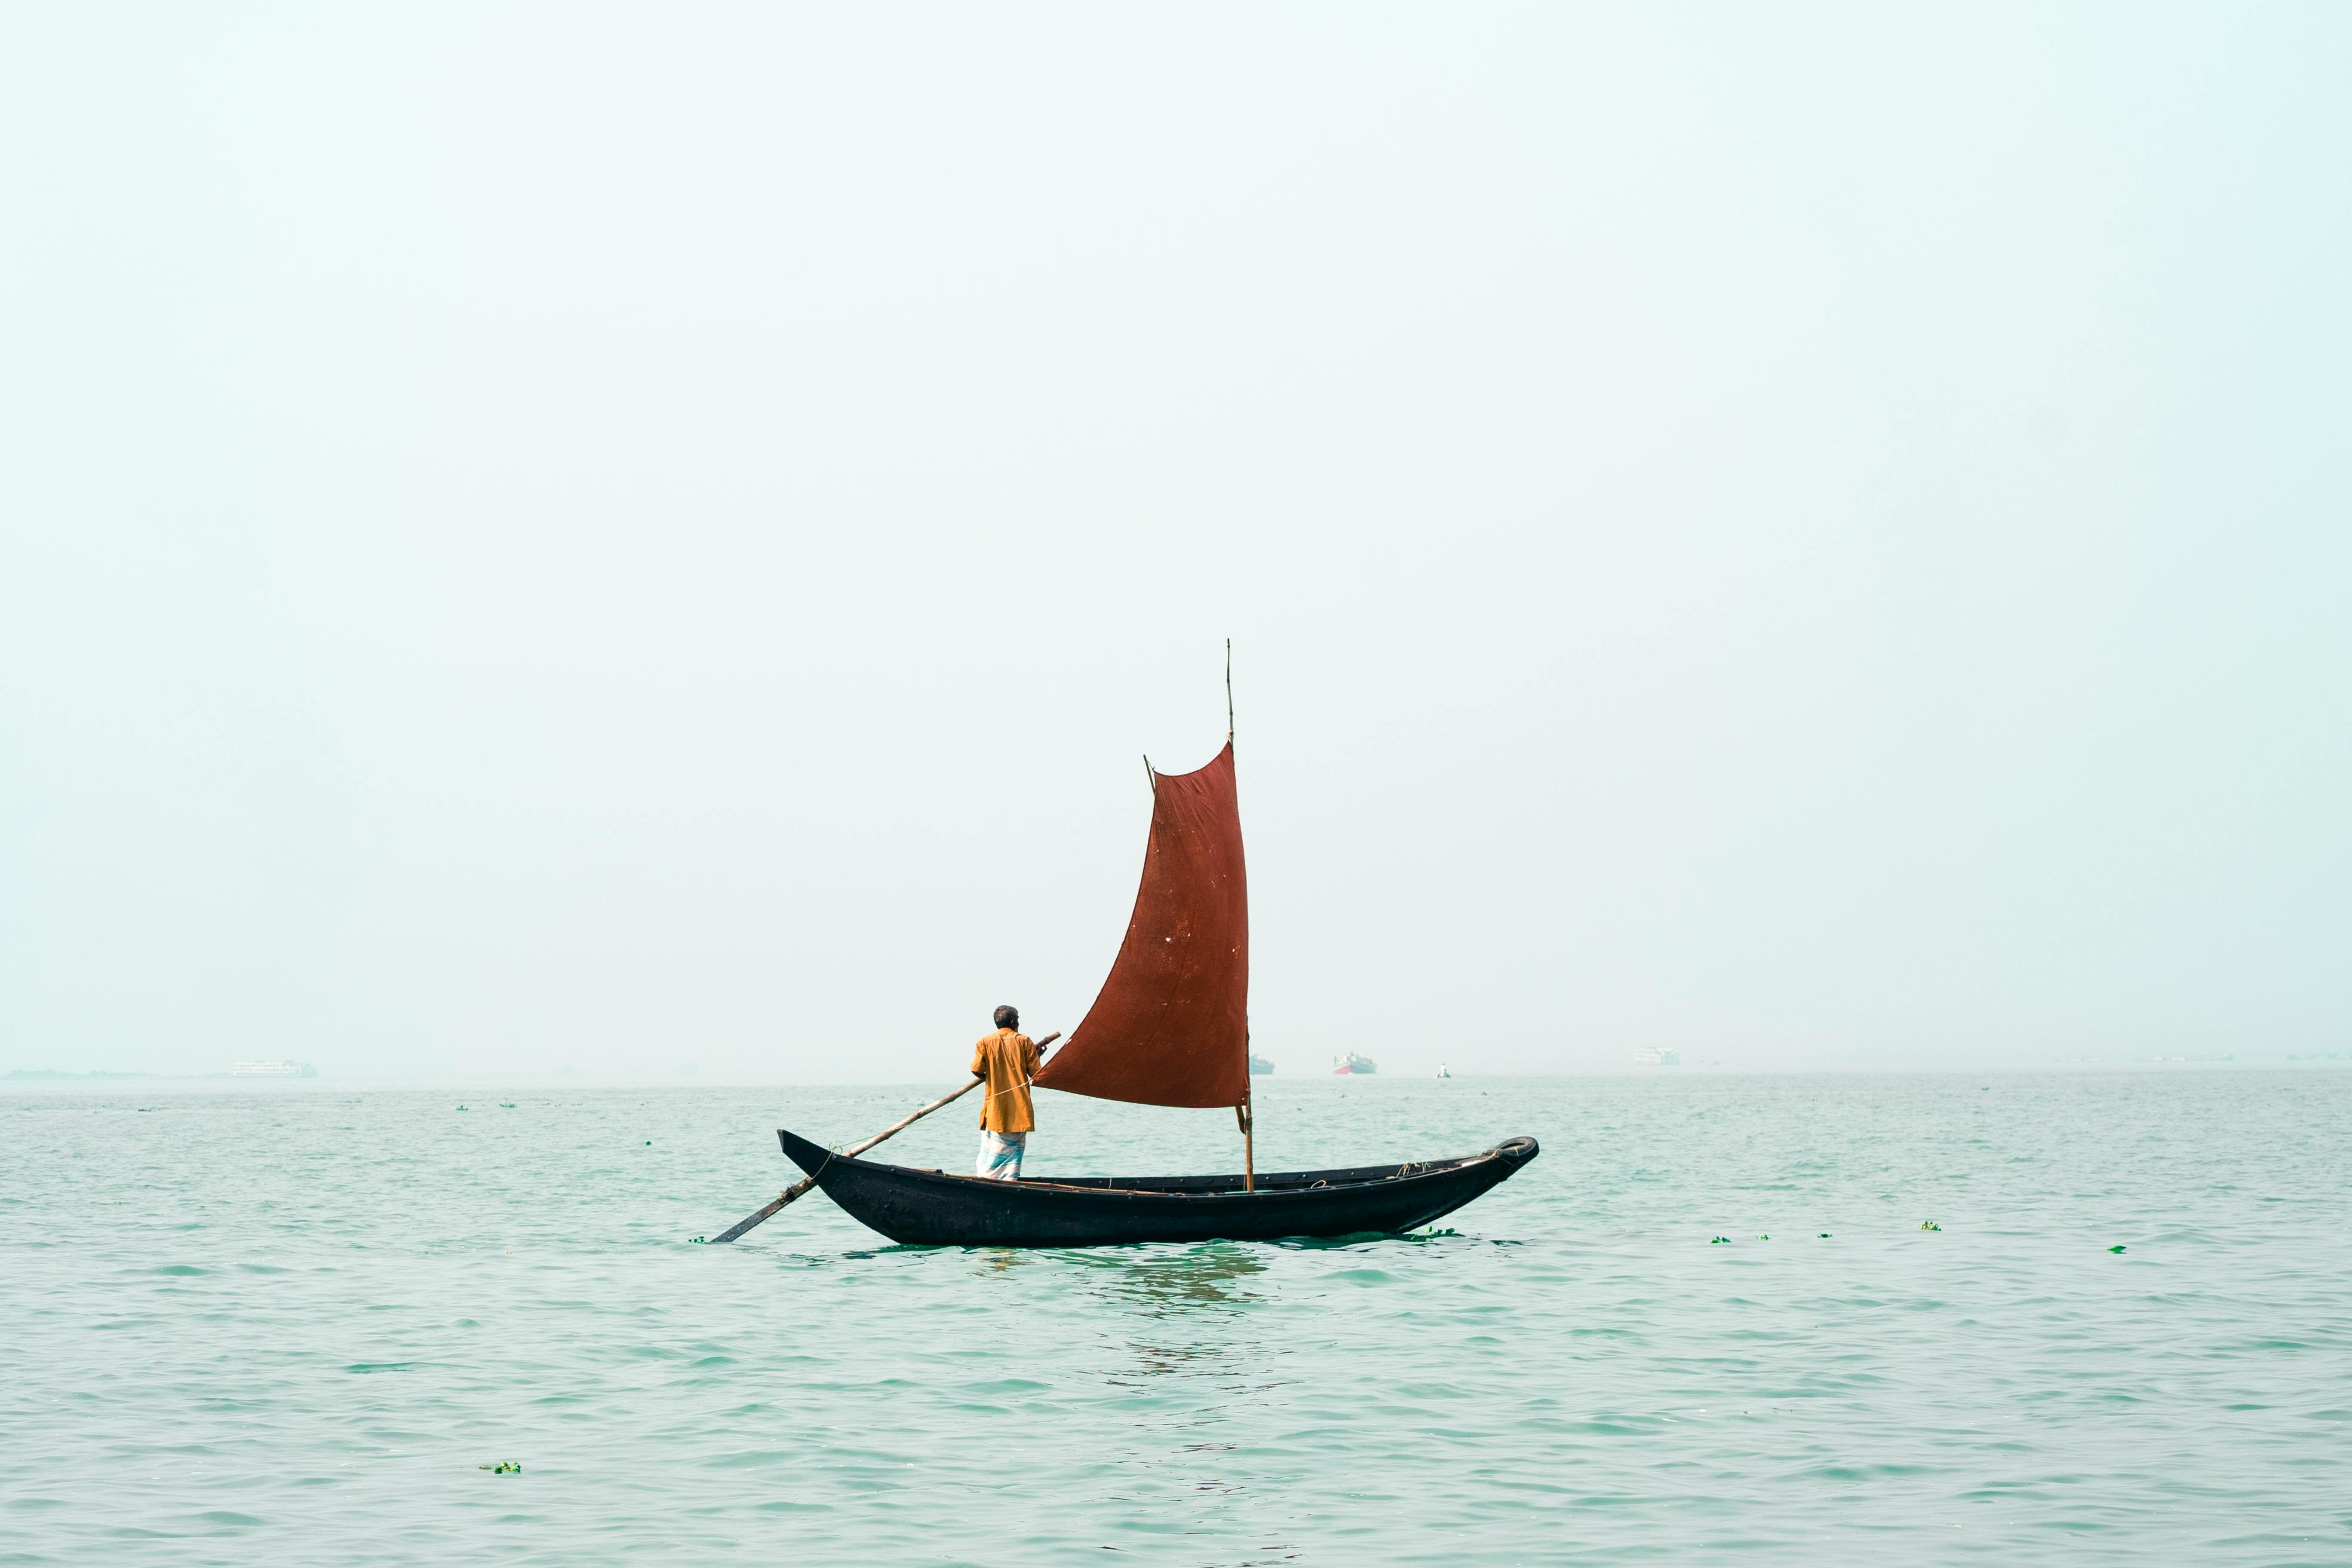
1248;1054;1275;1075
1630;1048;1680;1068
1332;1052;1377;1076
230;1060;317;1078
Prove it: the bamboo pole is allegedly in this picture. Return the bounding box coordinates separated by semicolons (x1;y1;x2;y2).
707;1031;1059;1243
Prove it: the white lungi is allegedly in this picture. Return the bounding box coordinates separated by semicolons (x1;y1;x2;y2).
976;1130;1026;1180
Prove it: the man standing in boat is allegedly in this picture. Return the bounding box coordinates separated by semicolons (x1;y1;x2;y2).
970;1005;1045;1180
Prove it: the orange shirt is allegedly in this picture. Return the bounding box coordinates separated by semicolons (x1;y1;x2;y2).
969;1028;1042;1134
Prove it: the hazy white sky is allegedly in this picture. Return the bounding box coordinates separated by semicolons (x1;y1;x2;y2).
3;5;2347;1083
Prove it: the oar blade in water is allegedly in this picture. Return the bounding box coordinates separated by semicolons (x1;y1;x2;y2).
708;1178;814;1245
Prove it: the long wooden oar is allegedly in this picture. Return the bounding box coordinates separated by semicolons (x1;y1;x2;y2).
706;1031;1059;1244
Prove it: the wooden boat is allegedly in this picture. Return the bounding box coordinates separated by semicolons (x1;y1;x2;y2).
770;661;1536;1247
777;1128;1538;1248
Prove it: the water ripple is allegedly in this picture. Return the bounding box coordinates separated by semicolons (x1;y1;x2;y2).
1;1073;2347;1564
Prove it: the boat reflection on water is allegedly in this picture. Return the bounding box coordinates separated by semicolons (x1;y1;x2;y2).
963;1241;1266;1319
955;1242;1287;1549
1076;1242;1267;1317
1087;1246;1272;1391
1076;1243;1285;1550
967;1246;1031;1279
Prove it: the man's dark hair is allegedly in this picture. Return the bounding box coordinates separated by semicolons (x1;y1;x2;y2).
994;1004;1018;1030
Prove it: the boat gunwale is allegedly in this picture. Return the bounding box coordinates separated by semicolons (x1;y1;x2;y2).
779;1132;1535;1203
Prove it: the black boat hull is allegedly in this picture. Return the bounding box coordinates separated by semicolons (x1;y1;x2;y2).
776;1129;1539;1247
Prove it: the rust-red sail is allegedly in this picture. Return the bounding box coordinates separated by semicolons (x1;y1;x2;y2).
1034;741;1250;1109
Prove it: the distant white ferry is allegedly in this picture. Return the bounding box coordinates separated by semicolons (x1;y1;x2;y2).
230;1060;316;1078
1630;1047;1680;1068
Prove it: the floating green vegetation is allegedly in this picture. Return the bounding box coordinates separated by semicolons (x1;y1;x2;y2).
1757;1234;1769;1241
688;1236;708;1244
500;1102;516;1109
479;1462;522;1474
1818;1233;1831;1239
1710;1236;1731;1245
1919;1221;1941;1232
2108;1245;2127;1253
457;1105;468;1111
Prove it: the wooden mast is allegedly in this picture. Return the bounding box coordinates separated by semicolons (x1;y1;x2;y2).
1230;639;1254;1192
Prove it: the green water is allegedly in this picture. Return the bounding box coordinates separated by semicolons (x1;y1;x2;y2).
4;1073;2346;1564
